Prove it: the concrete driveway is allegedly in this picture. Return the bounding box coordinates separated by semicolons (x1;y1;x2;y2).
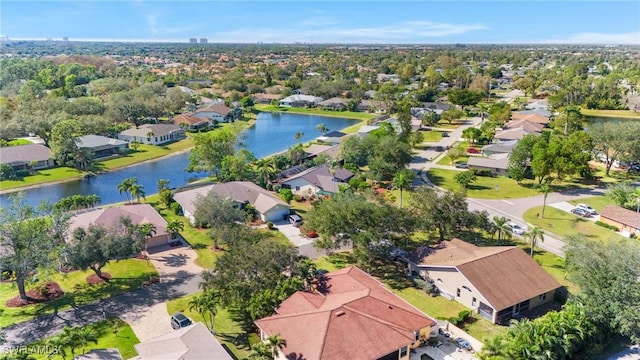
549;202;600;222
277;222;313;247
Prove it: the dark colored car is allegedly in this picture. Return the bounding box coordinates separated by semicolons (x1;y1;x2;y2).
434;146;444;151
441;132;449;137
171;312;192;330
570;208;590;218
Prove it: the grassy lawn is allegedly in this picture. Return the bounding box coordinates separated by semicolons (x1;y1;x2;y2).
166;293;258;360
419;130;448;142
255;104;377;121
98;138;194;171
427;168;541;199
0;259;158;328
25;318;139;359
567;196;615;212
7;139;32;146
0;167;85;191
523;205;625;242
437;154;470;166
581;108;640;119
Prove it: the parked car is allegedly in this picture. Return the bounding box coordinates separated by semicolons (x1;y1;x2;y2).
287;214;303;227
171;312;192;330
507;222;526;235
455;162;469;169
570;208;591;218
434;146;444;151
575;203;597;215
441;132;449;137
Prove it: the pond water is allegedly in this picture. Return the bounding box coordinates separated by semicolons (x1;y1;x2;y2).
2;112;357;207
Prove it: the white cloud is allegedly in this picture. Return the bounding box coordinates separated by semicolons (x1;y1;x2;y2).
543;32;640;45
213;20;487;43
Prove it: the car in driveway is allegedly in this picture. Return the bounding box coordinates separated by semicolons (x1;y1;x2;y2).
570;207;591;218
506;222;526;235
170;312;192;330
455;162;469;169
575;203;597;215
287;214;303;227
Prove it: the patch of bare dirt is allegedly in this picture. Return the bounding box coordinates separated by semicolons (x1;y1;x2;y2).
5;282;64;307
87;272;112;285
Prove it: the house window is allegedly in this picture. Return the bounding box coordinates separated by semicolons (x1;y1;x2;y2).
456;288;461;297
400;346;408;357
295;186;300;191
462;286;472;292
538;293;547;302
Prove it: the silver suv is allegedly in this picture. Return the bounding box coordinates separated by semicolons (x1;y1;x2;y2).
575;204;597;215
171;312;192;330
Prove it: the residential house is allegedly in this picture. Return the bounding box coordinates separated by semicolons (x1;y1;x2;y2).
255;266;437;360
318;97;347;111
279;94;323;107
467;153;510;176
194;103;235;123
280;164;354;196
173;181;290;224
252;93;282;104
518;108;553;118
422;102;452;112
408;239;562;324
76;349;123;360
494;127;541;142
502;119;545;133
118;124;185;146
357;124;380;138
0;144;54;170
134;322;233;360
599;205;640;238
67;204;175;249
317;130;346;144
304;144;341;161
511;112;550;125
170;114;210;131
363;89;377;99
481;141;518;157
76;135;129;158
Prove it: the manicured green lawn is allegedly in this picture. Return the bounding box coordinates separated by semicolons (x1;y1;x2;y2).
26;318;139;359
523;205;625;242
567;196;615;211
437;154;470;166
0;259;158;328
255;104;377;121
7;139;32;146
98;138;194;171
427;168;541;199
166;293;257;360
419;130;448;142
580;108;640;119
0;167;85;191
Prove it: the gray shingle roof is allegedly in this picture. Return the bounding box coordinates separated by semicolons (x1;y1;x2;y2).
0;144;52;165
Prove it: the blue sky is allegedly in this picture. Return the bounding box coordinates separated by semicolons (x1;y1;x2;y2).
2;1;639;44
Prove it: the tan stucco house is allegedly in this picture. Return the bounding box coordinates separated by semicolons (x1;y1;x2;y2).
255;266;437;360
408;239;562;325
599;205;640;238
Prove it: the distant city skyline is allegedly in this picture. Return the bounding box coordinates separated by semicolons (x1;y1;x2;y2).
1;1;639;45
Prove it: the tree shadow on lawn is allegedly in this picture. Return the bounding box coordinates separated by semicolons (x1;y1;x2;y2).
426;171;446;187
216;332;253;353
367;259;414;291
467;184;491;191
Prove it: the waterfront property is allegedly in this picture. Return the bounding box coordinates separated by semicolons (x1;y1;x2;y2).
407;239;562;325
255;266;437;360
280;164;354;196
67;204;176;249
173;181;290;224
77;135;129;158
170;114;210;131
118;124;186;146
279;94;323;107
0;144;54;170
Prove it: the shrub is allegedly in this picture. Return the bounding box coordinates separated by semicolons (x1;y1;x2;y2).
473;169;494;177
595;221;618;231
266;222;275;230
170;202;183;215
279;188;293;203
15;169;30;178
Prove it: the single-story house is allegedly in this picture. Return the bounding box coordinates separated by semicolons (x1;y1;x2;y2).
357;124;380;137
502;119;545;133
318;97;347;111
255;266;437;360
481;141;518;156
408;239;562;325
170;114;210;131
173;181;290;224
599;205;640;238
279;94;323;108
495;127;541;142
317;130;346;144
304;144;341;160
67;204;175;249
467;153;510;176
75;349;123;360
525;100;551;113
76;135;129;158
511;112;550;125
0;144;54;170
363;89;377;99
280;164;354;196
252;93;282;104
134;322;233;360
193;103;235;123
422;102;451;112
118;124;185;146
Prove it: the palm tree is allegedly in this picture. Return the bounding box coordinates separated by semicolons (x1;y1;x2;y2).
524;226;545;257
392;169;414;207
253;159;277;187
129;181;146;203
46;335;68;359
316;123;329;135
293;131;304;142
492;216;511;242
76;327;98;355
266;334;287;358
166;220;184;242
477;103;488;123
189;290;221;333
117;177;135;203
59;327;80;359
539;183;551;218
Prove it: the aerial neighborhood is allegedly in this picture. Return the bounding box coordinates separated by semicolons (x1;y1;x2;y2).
1;34;640;360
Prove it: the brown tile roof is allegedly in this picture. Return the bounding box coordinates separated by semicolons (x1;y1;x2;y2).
0;144;52;165
511;113;550;124
171;114;209;126
412;239;562;311
503;119;545;133
253;93;282;100
195;103;232;115
600;205;640;229
255;266;436;360
67;204;168;240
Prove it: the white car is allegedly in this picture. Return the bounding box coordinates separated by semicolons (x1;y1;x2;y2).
507;222;526;235
575;204;597;215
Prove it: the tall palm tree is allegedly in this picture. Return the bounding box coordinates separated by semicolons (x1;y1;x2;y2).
253;159;277;187
76;327;98;355
266;334;287;358
166;220;184;242
129;181;146;203
189;290;221;333
117;177;135;203
492;216;511;241
316;123;329;135
477;103;488;123
392;169;414;207
293;131;304;142
524;226;545;257
539;183;551;218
